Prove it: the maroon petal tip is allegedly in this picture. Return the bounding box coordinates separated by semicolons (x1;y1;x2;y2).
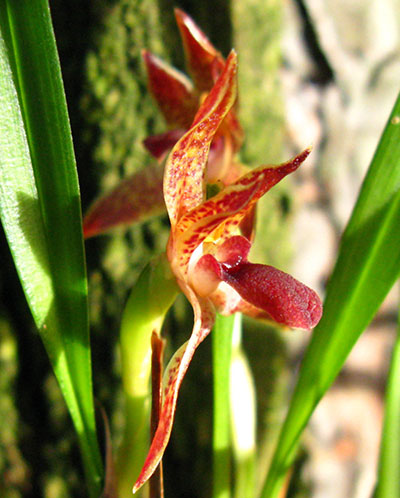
222;262;323;330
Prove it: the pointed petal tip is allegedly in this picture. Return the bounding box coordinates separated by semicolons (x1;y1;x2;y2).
228;48;238;61
174;7;185;20
141;48;157;67
293;147;312;167
83;211;108;239
174;8;202;36
225;49;238;70
82;222;97;240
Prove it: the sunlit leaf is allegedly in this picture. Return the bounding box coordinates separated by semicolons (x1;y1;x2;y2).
261;92;400;498
0;1;102;495
376;305;400;498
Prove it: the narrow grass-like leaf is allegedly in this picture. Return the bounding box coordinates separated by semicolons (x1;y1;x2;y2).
0;1;102;495
375;300;400;498
261;91;400;497
213;313;234;498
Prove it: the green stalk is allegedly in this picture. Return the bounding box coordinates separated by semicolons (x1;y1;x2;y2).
212;313;235;498
116;254;178;497
376;288;400;498
229;314;256;498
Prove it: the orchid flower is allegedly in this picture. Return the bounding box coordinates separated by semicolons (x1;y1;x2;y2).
132;51;322;493
142;8;243;178
83;9;244;238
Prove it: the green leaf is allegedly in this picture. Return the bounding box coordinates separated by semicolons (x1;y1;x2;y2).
0;1;102;495
212;313;234;498
376;304;400;498
261;91;400;497
229;314;256;498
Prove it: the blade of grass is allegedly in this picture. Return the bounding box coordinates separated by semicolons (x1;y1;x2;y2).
375;290;400;498
260;91;400;498
0;1;102;495
213;313;235;498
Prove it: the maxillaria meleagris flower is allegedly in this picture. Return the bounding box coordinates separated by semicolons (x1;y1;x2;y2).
83;9;244;238
141;8;243;175
132;50;322;493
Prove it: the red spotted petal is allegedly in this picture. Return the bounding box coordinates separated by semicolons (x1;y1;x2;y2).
173;149;310;273
143;129;185;160
174;10;244;152
175;8;225;92
132;290;215;493
83;163;165;238
222;262;323;329
143;50;199;128
164;51;238;227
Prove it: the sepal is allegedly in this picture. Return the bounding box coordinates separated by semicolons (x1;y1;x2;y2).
142;49;198;128
83;163;165;238
175;8;225;92
133;289;215;493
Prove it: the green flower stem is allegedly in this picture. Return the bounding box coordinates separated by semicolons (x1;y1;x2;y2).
212;313;235;498
229;314;256;498
376;289;400;498
116;254;179;497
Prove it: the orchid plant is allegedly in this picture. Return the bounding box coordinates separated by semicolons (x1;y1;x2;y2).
3;3;400;497
129;50;322;493
83;10;323;496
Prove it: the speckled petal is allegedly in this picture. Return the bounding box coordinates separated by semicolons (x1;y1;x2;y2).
83;163;165;238
132;289;215;493
164;51;238;227
173;149;310;273
143;50;199;128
